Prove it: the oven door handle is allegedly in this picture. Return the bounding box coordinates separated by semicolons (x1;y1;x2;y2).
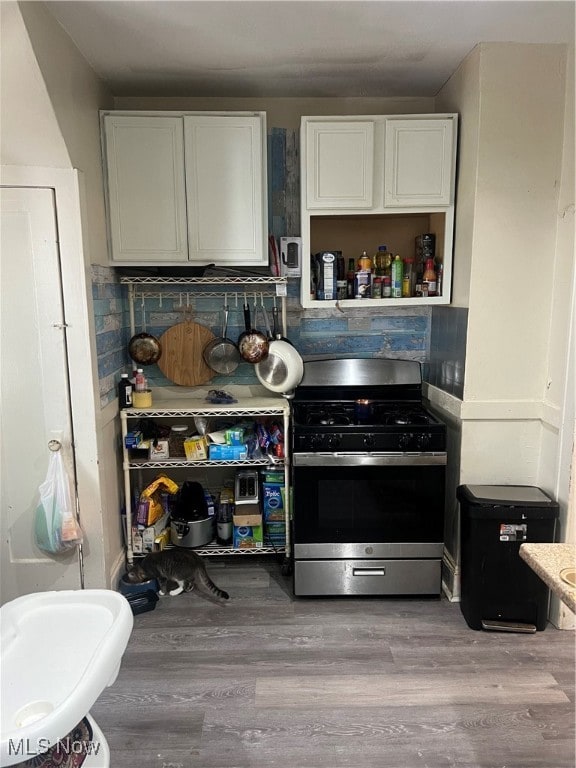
292;453;447;467
352;567;386;577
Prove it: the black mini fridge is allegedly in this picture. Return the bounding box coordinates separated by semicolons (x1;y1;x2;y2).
457;485;559;632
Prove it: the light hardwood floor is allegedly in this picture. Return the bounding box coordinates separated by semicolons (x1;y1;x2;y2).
92;558;575;768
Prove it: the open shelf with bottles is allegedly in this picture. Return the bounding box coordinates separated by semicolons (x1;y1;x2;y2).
302;210;453;308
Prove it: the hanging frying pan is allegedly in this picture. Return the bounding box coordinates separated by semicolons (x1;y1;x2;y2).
238;300;269;364
128;307;162;366
156;311;216;387
255;305;304;395
202;302;241;375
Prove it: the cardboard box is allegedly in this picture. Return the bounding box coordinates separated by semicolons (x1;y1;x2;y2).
149;439;170;460
132;512;169;553
233;523;263;549
209;444;248;460
233;512;262;528
280;237;302;277
124;430;143;449
183;435;208;461
263;483;284;521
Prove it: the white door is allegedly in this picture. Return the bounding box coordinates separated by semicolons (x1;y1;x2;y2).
184;114;267;265
1;187;82;604
103;114;188;263
305;120;374;209
384;118;455;207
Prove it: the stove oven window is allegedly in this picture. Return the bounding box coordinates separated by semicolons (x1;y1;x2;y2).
293;464;445;544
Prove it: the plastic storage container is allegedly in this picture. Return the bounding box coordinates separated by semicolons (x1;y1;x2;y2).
457;484;559;632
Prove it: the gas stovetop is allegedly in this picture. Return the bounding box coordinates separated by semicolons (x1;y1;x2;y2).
293;401;441;428
291;358;446;454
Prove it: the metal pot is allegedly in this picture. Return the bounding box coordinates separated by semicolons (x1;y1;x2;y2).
238;302;269;364
170;517;214;548
202;302;241;374
255;306;304;395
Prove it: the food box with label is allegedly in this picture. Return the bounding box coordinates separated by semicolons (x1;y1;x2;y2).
132;512;170;554
209;444;248;461
263;483;285;521
183;435;208;461
264;521;286;545
233;513;263;549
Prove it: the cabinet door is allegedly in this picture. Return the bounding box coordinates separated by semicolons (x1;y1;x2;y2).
384;118;455;207
103;115;188;262
184;115;267;265
305;121;374;209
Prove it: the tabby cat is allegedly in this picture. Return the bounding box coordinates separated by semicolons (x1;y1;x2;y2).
125;549;229;602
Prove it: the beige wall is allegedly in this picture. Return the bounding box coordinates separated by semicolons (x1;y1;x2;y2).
433;43;574;627
0;2;70;167
466;43;566;404
19;1;114;267
435;46;480;308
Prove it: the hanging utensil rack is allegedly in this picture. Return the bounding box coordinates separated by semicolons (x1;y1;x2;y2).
121;275;289;337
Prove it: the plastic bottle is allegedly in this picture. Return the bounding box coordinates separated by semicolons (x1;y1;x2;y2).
423;259;437;297
374;245;392;276
134;368;147;392
118;373;133;409
391;254;403;298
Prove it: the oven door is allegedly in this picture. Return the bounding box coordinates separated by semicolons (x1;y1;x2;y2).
292;453;446;560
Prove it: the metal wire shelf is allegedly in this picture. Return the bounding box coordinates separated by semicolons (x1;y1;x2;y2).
120;276;287;286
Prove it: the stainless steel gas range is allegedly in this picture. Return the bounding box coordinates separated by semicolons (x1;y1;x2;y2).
290;358;447;597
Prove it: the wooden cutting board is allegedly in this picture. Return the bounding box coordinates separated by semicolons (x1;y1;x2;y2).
157;320;216;386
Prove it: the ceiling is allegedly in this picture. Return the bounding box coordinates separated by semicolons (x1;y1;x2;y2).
45;1;575;98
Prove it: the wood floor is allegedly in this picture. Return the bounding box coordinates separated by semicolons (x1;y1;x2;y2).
92;558;575;768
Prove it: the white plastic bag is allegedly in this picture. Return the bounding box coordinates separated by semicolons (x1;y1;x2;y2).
34;450;83;554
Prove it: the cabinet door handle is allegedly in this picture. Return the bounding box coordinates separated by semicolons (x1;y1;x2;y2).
352;568;385;577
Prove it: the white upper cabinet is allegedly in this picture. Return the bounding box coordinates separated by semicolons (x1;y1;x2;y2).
305;121;375;209
384;118;455;207
184;115;265;265
101;111;268;266
300;114;458;309
103;115;188;262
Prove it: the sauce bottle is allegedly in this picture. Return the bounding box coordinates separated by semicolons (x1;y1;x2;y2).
346;258;356;298
423;259;437;297
402;257;415;298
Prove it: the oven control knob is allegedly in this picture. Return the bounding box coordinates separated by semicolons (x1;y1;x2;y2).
416;433;432;450
363;433;376;449
310;434;324;450
327;434;341;449
398;432;414;450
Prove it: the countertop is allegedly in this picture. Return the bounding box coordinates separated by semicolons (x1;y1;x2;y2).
127;385;291;415
519;543;576;613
